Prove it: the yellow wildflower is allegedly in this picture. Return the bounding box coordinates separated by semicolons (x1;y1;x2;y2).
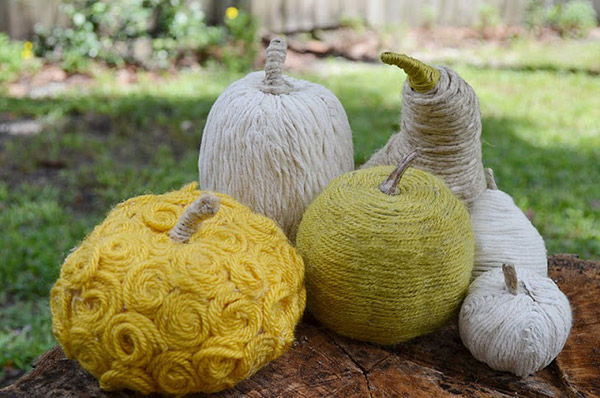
225;6;239;20
21;41;34;60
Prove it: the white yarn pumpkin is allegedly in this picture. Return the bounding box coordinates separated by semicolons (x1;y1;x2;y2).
198;38;354;242
459;264;572;377
470;169;548;278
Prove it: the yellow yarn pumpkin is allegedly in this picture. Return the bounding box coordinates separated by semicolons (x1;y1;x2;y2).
50;183;306;395
296;164;474;345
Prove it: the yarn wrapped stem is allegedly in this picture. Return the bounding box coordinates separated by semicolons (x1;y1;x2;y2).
502;263;519;295
262;37;290;94
485;168;498;190
379;150;419;195
169;193;220;243
380;52;440;93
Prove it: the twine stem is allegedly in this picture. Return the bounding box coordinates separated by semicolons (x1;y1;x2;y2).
169;193;220;243
379;150;419;195
263;37;287;88
502;263;519;295
485;168;498;190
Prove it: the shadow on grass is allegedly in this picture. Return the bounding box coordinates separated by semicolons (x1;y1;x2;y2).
0;93;219;300
0;88;597;386
467;63;600;77
0;93;219;208
0;91;598;302
342;95;599;258
482;116;599;258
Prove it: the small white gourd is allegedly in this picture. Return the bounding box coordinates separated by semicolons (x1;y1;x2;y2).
198;37;354;242
470;169;548;278
459;264;572;377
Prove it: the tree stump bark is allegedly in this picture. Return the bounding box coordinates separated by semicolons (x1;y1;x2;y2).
1;254;598;398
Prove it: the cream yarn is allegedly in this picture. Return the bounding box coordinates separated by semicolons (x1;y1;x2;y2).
364;53;486;207
459;264;572;377
198;37;354;242
470;169;548;278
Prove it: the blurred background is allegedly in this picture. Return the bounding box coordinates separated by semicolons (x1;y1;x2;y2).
1;0;599;387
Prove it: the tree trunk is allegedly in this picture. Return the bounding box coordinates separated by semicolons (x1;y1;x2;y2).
1;254;598;398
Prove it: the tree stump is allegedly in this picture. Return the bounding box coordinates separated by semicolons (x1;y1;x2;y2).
1;254;598;398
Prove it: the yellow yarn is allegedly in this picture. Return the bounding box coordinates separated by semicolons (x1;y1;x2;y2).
296;166;474;345
380;51;440;93
50;182;306;395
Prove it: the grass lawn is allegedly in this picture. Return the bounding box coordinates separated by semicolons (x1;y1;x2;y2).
1;48;599;381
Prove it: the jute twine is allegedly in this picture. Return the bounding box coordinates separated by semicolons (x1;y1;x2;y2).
51;183;306;395
198;37;354;242
261;37;292;94
364;53;486;206
459;264;572;377
296;162;474;345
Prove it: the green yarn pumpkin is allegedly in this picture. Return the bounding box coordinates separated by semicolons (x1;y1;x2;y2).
296;158;474;345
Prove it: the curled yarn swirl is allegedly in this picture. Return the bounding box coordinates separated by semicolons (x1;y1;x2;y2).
51;182;306;395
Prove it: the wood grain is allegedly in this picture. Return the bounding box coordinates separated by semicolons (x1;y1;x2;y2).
1;255;598;398
550;254;600;398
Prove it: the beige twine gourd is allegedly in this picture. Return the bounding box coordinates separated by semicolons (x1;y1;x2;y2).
459;264;572;377
363;52;486;207
198;37;354;242
470;169;548;278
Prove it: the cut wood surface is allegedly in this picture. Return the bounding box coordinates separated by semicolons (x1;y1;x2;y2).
1;254;598;398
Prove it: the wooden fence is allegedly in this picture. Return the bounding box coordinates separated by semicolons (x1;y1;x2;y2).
0;0;65;40
246;0;532;32
2;0;600;39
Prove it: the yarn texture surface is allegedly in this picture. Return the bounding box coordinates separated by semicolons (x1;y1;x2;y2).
380;52;440;92
198;38;354;242
50;182;306;395
296;166;474;345
459;267;572;377
364;63;486;206
470;188;548;278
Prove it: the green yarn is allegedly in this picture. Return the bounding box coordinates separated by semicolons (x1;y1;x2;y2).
380;52;440;93
296;166;474;345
